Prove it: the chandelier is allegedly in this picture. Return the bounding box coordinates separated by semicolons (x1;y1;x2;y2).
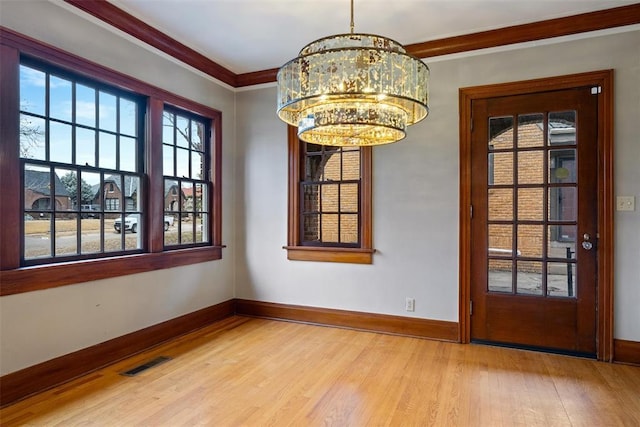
276;0;429;147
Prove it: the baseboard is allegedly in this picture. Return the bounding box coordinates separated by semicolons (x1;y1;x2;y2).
614;339;640;366
235;299;459;342
0;299;235;407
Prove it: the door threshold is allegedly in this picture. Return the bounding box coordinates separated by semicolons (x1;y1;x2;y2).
471;339;596;359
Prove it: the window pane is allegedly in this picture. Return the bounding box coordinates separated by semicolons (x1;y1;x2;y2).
76;127;96;167
488;224;512;256
81;214;102;254
55;213;77;256
24;164;51;212
75;84;96;127
196;214;208;243
99;132;117;170
24;215;52;260
19;65;46;115
340;183;358;212
321;185;339;212
490;152;513;185
176;147;189;179
340;214;358;244
120;98;137;136
123;175;141;212
517;151;544;184
516;261;543;295
548;225;576;259
20;114;46;160
549;111;576;146
50;122;73;164
517;113;543;148
322;151;341;180
163;145;174;176
341;150;360;180
195;183;207;212
55;168;75;211
517;188;544;221
517;224;543;258
303;214;320;242
488;188;513;221
549;149;576;183
164;179;180;213
191;121;204;151
488;259;512;293
548;187;576;222
120;136;137;172
489;116;513;150
547;262;577;297
49;75;72;122
181;221;194;244
303;184;320;213
105;214;124;251
82;171;101;208
98;91;117;132
176;115;190;148
321;214;339;243
191;151;204;179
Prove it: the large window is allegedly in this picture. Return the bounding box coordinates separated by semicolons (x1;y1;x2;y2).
19;60;145;264
285;127;374;264
0;32;223;295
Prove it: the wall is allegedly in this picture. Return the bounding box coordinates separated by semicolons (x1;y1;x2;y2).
0;1;236;375
236;29;640;341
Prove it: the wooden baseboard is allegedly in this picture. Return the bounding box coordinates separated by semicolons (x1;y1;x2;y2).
614;339;640;366
235;299;459;342
0;300;235;407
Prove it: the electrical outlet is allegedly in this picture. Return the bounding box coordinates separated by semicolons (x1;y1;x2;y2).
405;297;415;312
616;196;635;212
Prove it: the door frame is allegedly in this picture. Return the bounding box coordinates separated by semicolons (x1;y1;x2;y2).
458;70;614;361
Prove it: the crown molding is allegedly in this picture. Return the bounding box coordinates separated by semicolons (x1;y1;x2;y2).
64;1;640;88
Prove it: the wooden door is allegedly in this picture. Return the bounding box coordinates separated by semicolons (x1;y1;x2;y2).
470;87;598;355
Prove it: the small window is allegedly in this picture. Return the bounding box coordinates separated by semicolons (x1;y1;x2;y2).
285;127;374;264
162;107;211;248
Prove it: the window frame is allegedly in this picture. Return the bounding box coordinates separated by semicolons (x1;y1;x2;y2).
284;126;374;264
0;28;223;296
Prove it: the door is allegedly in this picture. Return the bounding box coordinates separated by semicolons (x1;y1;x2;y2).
470;86;598;355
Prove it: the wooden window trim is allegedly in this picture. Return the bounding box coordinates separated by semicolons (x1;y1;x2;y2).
285;126;374;264
0;28;224;296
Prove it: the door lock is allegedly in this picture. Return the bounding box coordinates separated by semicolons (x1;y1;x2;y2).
582;233;593;250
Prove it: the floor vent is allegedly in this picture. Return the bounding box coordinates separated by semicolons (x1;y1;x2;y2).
120;356;172;377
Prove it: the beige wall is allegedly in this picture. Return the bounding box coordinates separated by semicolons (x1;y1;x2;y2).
236;29;640;341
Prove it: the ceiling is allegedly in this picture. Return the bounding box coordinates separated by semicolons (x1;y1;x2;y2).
105;0;636;75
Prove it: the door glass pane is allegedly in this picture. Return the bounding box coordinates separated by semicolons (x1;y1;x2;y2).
516;261;543;295
517;188;544;220
548;225;576;259
488;188;513;220
489;116;513;150
488;224;512;256
517;113;544;148
489;152;513;185
517;151;544;184
548;187;576;222
548;111;576;146
517;225;543;258
547;262;576;297
488;259;512;293
549;149;576;183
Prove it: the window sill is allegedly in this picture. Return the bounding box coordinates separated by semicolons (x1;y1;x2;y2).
284;246;375;264
0;246;224;296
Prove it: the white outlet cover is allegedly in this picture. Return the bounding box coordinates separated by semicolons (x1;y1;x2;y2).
616;196;635;211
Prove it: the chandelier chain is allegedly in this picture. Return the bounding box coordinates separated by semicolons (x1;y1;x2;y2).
350;0;355;34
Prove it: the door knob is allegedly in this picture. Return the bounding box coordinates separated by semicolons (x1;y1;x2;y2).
582;233;593;250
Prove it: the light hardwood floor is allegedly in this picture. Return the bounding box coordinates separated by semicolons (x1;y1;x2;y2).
1;316;639;426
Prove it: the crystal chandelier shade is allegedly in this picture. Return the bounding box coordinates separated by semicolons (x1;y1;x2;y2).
277;32;429;146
